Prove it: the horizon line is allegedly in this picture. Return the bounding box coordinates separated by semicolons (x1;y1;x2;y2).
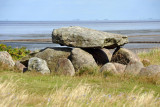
0;19;160;22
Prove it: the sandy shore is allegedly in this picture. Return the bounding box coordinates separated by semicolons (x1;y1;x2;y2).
0;39;52;43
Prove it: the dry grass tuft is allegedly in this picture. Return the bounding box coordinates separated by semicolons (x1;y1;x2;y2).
0;62;14;71
138;49;160;65
0;78;159;107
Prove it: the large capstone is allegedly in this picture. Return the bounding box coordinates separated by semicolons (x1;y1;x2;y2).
52;26;128;49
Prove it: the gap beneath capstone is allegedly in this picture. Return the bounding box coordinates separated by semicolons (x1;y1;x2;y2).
82;48;110;65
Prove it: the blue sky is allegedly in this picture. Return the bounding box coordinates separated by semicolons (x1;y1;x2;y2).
0;0;160;21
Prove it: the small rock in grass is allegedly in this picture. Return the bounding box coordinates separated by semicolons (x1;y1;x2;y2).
139;65;160;77
100;63;118;75
15;61;27;72
142;59;150;66
55;58;75;76
124;60;144;75
28;57;50;74
0;51;15;67
20;52;38;67
113;63;126;74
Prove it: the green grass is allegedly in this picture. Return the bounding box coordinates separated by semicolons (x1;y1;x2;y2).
0;49;160;106
0;67;159;95
0;70;159;106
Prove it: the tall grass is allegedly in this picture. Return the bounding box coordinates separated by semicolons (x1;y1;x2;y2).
0;78;159;107
139;49;160;65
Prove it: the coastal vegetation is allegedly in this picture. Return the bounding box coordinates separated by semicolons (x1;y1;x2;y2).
0;44;160;106
0;44;30;60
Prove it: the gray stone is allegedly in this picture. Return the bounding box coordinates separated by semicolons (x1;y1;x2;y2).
0;51;15;67
101;48;112;61
139;65;160;76
20;48;72;72
111;48;141;65
113;63;126;74
124;60;144;75
52;26;128;49
28;57;50;74
35;47;72;72
100;63;118;74
20;52;38;67
55;58;75;76
70;48;97;70
15;61;27;72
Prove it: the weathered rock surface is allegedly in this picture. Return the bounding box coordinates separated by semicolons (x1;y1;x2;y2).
52;26;128;49
28;57;50;74
15;61;27;72
70;48;97;70
124;60;144;75
55;58;75;76
102;48;112;61
0;51;15;67
111;48;141;65
100;63;118;74
20;48;72;72
20;52;38;67
83;48;111;65
139;65;160;76
35;48;72;72
113;63;126;74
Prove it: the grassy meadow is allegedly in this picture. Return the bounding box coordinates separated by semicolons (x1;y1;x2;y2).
0;49;160;107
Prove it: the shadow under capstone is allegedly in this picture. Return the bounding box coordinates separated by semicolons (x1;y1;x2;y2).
82;48;110;65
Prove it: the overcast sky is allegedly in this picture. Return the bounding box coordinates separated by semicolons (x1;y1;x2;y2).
0;0;160;21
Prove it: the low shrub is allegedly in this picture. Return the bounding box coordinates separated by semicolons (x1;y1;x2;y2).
0;44;30;60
